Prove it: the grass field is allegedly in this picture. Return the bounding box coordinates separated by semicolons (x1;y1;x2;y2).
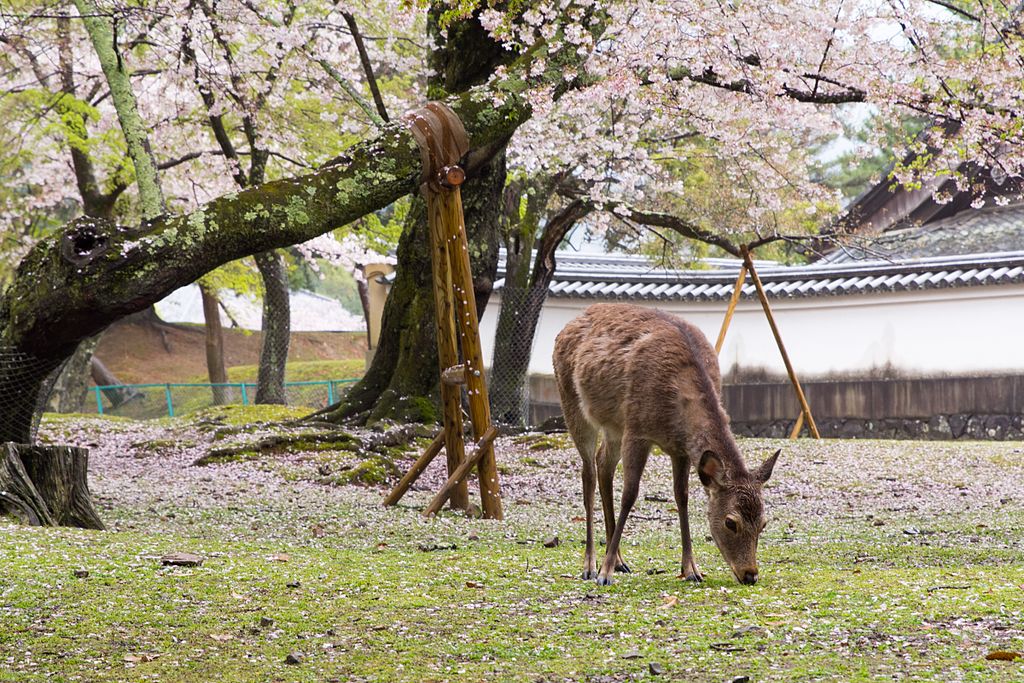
1;409;1022;681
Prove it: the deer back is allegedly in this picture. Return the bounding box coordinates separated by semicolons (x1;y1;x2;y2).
554;304;734;454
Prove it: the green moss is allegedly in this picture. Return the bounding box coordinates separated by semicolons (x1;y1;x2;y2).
284;195;310;226
179;405;309;427
368;394;440;426
325;457;396;486
192;448;258;466
513;433;571;451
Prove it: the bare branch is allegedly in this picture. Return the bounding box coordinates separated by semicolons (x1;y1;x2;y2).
156;149;228;170
921;0;981;22
341;11;391;123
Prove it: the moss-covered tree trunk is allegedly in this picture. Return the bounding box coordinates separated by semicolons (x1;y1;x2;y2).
254;250;290;404
47;336;97;413
331;151;506;424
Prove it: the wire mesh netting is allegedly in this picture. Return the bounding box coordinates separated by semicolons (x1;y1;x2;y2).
487;286;543;430
0;346;68;443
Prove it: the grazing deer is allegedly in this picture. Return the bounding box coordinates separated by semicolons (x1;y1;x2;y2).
553;303;779;586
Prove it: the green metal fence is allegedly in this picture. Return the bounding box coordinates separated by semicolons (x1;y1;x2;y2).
88;379;359;419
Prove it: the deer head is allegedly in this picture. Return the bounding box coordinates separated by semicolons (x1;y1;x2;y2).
698;448;780;585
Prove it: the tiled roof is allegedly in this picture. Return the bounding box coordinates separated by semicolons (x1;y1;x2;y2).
494;250;1024;301
825;203;1024;263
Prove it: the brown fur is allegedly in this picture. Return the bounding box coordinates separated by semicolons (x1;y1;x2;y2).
552;303;780;585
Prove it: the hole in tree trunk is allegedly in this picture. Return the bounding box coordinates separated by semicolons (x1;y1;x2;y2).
61;217;111;267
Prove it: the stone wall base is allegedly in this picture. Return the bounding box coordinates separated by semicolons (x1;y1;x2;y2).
733;414;1024;440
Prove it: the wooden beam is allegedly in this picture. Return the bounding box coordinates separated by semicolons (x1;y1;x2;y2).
383;431;446;507
440;186;504;520
789;411;805;440
425;187;469;510
715;265;748;355
423;427;499;518
741;246;821;439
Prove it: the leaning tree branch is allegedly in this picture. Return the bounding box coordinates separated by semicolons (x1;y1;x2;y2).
920;0;980;22
663;64;867;104
156;149;229;170
341;10;391;123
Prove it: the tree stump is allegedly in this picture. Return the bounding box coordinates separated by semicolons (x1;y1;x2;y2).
0;444;105;530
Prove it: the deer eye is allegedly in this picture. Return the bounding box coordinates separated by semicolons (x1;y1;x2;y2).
724;517;739;533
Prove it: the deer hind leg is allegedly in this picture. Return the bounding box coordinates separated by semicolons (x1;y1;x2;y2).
579;435;599;580
559;389;600;580
598;431;629;574
670;454;702;581
597;433;650;586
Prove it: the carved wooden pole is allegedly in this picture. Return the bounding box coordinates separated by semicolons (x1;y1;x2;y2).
424;167;469;511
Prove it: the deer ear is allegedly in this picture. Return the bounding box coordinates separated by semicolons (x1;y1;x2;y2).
698;451;725;488
755;448;781;483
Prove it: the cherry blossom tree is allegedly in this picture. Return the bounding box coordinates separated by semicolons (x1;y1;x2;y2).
1;0;405;407
1;0;1022;441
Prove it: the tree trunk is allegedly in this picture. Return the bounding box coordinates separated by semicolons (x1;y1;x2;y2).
73;0;165;220
199;284;229;405
254;250;290;404
0;443;104;529
489;283;548;426
489;179;546;426
90;356;140;409
320;7;513;425
489;200;592;426
47;336;99;413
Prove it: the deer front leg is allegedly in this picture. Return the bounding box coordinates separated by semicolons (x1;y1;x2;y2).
671;454;702;581
581;452;598;580
597;435;649;586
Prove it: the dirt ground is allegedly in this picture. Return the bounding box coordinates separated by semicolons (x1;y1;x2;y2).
95;319;368;384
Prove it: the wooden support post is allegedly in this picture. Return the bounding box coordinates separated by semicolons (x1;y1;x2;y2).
440;186;504;520
383;431;446;507
715;265;748;355
425;183;469;510
741;246;821;439
423;427;498;518
388;101;504;520
789;411;805;440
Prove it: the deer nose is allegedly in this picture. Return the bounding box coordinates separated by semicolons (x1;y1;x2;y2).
741;569;759;585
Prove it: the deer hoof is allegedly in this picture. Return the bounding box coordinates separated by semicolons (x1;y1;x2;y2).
681;571;703;582
596;574;615;586
615;562;631;574
581;570;598;580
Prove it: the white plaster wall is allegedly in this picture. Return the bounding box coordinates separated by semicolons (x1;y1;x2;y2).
479;283;1024;379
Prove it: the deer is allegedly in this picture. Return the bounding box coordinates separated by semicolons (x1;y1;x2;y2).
552;303;780;586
